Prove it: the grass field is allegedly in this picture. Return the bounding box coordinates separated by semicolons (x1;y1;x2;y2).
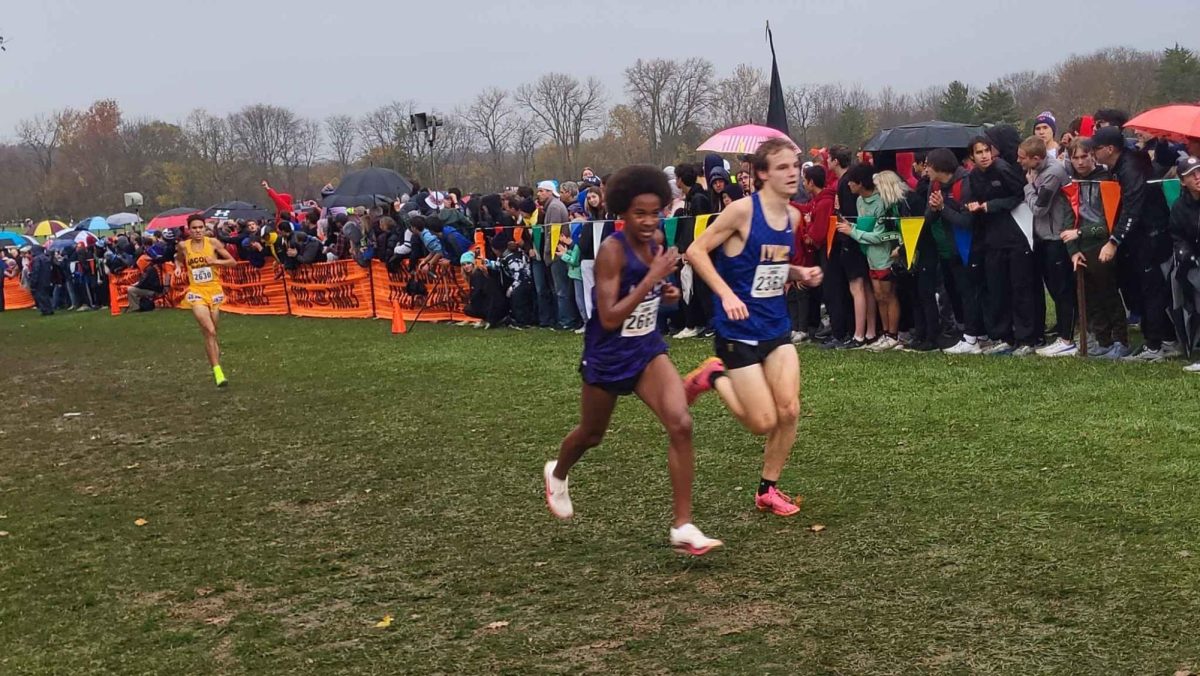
1;309;1199;675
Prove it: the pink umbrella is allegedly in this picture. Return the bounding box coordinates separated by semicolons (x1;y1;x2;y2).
697;124;798;155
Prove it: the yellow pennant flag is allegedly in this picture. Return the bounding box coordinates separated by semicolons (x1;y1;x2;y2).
694;214;713;241
548;224;562;259
899;217;925;270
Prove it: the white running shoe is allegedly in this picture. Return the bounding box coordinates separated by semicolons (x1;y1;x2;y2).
573;326;586;335
790;330;808;344
1122;345;1165;363
673;327;701;339
1184;362;1200;373
1036;338;1078;357
669;523;723;556
943;339;983;355
543;461;573;520
983;341;1014;355
865;336;897;352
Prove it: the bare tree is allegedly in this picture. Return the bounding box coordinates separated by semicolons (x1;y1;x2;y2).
512;115;542;186
711;64;767;129
995;70;1057;120
874;86;918;129
515;73;605;171
784;85;819;151
17;110;72;178
291;119;323;188
228;104;300;177
325;114;358;171
462;88;517;185
624;57;715;164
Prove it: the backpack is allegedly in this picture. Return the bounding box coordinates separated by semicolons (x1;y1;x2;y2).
138;294;156;312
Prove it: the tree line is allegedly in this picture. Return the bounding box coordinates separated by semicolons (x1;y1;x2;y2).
3;44;1198;224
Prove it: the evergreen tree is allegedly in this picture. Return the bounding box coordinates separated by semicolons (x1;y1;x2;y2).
833;104;868;147
974;84;1019;126
938;81;976;123
1156;44;1200;104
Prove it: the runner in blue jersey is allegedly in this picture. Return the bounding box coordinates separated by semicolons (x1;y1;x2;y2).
683;138;824;517
544;165;722;556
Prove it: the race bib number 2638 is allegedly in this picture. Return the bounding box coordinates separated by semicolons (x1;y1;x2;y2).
191;267;214;284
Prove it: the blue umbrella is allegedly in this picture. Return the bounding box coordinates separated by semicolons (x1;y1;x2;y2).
0;231;35;247
76;216;112;232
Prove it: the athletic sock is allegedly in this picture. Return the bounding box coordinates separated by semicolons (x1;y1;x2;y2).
708;370;727;388
964;336;978;345
757;478;776;496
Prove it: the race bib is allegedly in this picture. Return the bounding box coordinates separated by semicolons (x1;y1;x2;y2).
622;297;661;337
191;266;214;284
751;263;787;298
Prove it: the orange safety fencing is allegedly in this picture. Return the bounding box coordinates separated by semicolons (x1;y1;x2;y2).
3;277;35;310
103;258;471;321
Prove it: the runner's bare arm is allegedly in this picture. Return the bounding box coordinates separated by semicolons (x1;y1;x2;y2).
208;238;237;267
593;238;678;332
685;198;750;301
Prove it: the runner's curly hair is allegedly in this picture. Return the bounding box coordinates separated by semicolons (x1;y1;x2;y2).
604;165;672;216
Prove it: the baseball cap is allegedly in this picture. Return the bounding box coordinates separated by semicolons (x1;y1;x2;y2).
1177;155;1200;178
1092;126;1125;149
536;180;557;193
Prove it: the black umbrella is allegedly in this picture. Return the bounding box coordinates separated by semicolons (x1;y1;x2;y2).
323;167;413;209
863;120;985;152
200;200;273;222
1169;264;1200;357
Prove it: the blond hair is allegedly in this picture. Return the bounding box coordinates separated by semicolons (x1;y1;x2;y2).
874;170;909;210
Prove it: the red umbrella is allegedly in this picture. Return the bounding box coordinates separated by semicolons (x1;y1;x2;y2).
146;207;199;232
1126;104;1200;142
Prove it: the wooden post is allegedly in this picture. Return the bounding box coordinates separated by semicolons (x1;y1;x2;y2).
1076;266;1088;357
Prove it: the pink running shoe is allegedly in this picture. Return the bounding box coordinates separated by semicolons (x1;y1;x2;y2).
755;487;802;517
683;357;725;406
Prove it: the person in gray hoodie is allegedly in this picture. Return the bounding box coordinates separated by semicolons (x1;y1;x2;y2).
1018;136;1077;356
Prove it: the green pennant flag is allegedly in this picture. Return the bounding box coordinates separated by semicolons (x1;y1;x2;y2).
532;226;543;253
1163;179;1182;209
853;215;877;232
662;217;678;247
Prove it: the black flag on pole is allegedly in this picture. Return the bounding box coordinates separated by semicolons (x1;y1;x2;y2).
765;21;790;135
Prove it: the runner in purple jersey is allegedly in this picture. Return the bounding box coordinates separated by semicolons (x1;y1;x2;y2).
543;165;722;556
683;138;824;517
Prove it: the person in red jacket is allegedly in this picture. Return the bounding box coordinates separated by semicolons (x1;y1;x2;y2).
787;165;836;341
261;180;293;221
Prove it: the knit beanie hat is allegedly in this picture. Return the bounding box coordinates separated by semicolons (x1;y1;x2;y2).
1035;111;1057;136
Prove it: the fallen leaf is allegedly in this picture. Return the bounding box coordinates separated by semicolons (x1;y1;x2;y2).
809;524;826;533
375;615;393;628
134;518;148;527
124;463;140;470
63;412;83;418
533;561;548;568
0;531;9;537
1173;670;1195;676
484;621;510;630
195;588;214;597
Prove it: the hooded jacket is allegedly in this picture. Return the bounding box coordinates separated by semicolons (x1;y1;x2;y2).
1169;185;1200;271
708;166;732;211
793;184;836;266
1025;157;1073;241
957;158;1027;250
1064;164;1114;257
1108;147;1169;246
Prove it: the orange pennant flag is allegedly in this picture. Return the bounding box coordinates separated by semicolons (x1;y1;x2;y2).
826;215;838;258
391;301;407;335
513;227;525;246
1099;181;1122;233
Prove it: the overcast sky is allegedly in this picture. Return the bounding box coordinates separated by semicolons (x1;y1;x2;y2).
3;0;1198;138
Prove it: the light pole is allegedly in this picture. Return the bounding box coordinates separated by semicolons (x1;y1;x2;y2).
410;113;443;188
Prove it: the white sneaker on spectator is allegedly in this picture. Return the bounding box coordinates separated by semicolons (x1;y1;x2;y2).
673;327;700;339
1184;362;1200;373
1095;342;1131;359
1036;338;1077;357
1011;345;1036;357
790;330;808;344
573;326;586;335
983;341;1014;355
944;339;982;355
1160;340;1183;359
866;335;898;352
1122;345;1165;363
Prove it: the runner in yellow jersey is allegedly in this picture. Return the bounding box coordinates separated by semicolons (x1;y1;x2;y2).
177;215;237;387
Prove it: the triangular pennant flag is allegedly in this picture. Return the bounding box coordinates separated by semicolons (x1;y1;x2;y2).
1011;203;1034;249
474;229;487;262
1162;178;1182;210
826;215;838;258
513;227;524;247
853;215;877;233
662;217;679;247
1060;182;1081;227
548;224;562;259
390;301;406;335
591;221;606;257
694;214;712;241
953;225;973;266
570;222;582;245
532;226;543;253
898;217;924;270
1098;180;1121;233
